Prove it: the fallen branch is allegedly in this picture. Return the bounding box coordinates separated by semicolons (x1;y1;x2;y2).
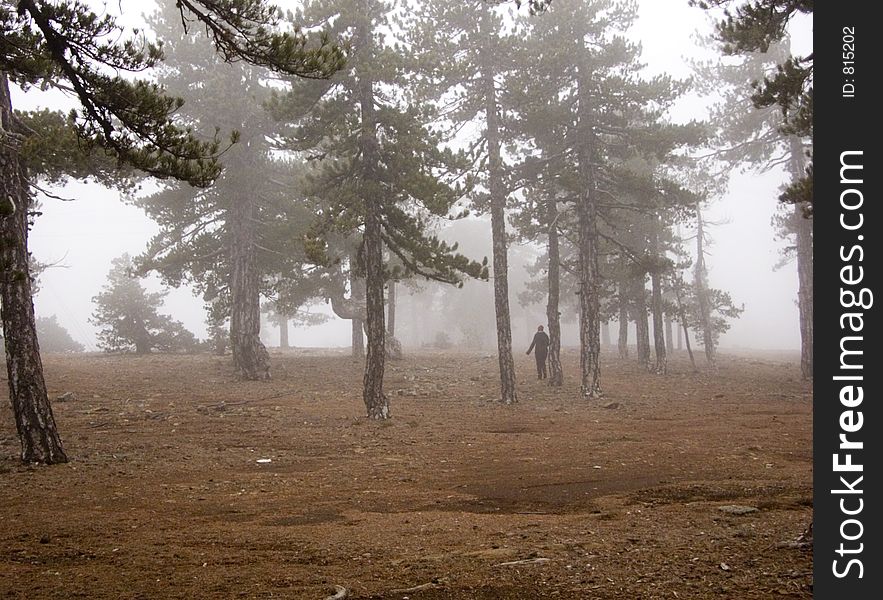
323;585;349;600
494;557;551;567
389;577;448;594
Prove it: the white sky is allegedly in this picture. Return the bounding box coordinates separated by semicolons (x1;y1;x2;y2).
21;0;812;351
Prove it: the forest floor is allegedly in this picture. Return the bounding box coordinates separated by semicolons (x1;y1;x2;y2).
0;348;812;599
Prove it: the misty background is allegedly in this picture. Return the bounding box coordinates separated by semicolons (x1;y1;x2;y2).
21;0;811;352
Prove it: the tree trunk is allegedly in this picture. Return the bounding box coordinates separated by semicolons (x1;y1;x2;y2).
278;314;289;348
357;15;389;420
575;71;601;397
665;312;675;354
350;269;365;359
789;137;812;380
633;275;650;371
601;321;610;348
649;216;666;375
229;162;269;379
694;205;715;369
617;270;629;359
0;72;67;464
480;9;517;404
673;284;697;371
545;191;563;386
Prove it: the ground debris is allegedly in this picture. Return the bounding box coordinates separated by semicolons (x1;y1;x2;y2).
493;557;551;567
323;584;348;600
718;505;759;515
389;577;449;594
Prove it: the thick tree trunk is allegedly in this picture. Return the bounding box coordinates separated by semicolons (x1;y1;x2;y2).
480;10;517;404
357;17;389;419
789;137;812;379
633;275;650;371
545;192;563;386
229;163;269;380
575;72;601;397
649;217;666;375
0;72;67;464
694;206;715;369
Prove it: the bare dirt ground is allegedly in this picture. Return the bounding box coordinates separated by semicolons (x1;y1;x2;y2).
0;348;812;599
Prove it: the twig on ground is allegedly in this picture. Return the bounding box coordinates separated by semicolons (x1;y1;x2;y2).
494;557;551;567
389;577;449;593
323;585;349;600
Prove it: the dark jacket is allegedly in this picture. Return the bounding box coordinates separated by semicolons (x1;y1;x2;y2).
527;331;550;355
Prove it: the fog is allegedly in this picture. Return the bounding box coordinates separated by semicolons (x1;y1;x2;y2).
21;0;811;353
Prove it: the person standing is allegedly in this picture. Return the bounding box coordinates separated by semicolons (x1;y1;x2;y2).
526;325;550;379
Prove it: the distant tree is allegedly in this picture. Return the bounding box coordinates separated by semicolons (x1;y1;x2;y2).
691;0;812;208
91;255;199;354
1;0;343;463
35;315;84;353
136;1;329;380
692;35;811;378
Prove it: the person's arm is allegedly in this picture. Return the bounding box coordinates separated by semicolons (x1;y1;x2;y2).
527;337;536;355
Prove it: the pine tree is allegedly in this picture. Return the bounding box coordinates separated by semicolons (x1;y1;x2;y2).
273;0;487;419
1;0;343;463
91;254;199;354
403;0;528;404
135;1;325;380
35;315;84;353
510;0;702;395
692;35;811;378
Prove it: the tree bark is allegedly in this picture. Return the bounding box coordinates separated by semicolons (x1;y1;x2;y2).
545;191;563;386
789;137;812;380
0;72;67;464
649;216;666;375
357;11;389;419
228;146;269;380
480;8;517;404
694;205;715;369
633;275;650;371
664;312;675;354
575;70;601;397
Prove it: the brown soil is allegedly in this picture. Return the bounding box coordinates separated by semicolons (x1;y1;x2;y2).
0;349;812;599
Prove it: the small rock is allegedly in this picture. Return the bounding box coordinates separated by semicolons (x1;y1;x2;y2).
718;505;759;515
55;392;76;402
720;562;730;571
602;401;619;409
39;535;50;544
